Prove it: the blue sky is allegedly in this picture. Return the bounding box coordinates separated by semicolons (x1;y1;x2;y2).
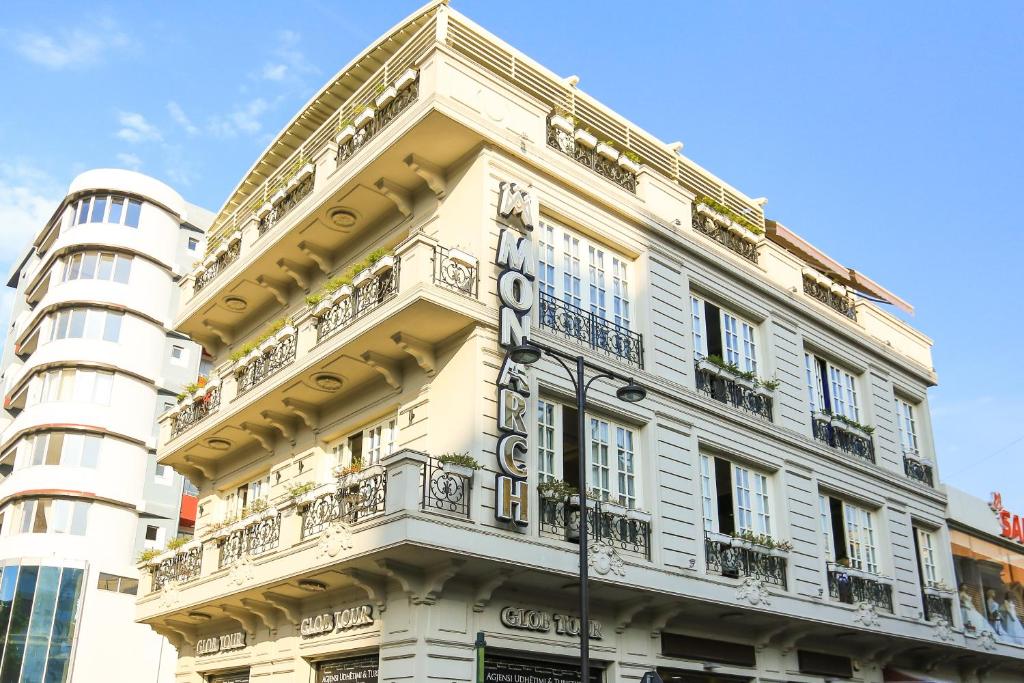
1;1;1022;510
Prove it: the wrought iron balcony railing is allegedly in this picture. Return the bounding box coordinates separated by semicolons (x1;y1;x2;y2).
827;566;894;613
258;169;315;236
691;208;759;263
923;589;954;623
432;245;478;298
315;264;399;344
903;453;934;487
803;275;857;321
337;76;419;167
150;545;203;592
694;360;773;421
538;495;652;560
300;469;388;539
194;239;241;294
170;386;221;440
421;457;471;518
235;333;298;396
704;532;788;588
537;292;643;368
545;120;637;193
218;513;282;569
812;415;875;463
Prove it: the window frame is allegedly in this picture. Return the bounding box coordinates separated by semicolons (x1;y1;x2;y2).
71;194;142;228
896;396;920;455
819;495;882;575
805;352;861;421
700;455;773;537
691;294;759;373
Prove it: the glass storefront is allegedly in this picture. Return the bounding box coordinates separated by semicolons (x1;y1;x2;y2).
0;562;85;683
484;654;602;683
317;654;378;683
208;669;249;683
951;528;1024;645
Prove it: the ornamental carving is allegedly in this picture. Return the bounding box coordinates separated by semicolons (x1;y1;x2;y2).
736;576;772;606
158;580;179;610
933;618;956;643
589;542;625;577
853;600;880;628
978;630;997;652
229;553;254;587
316;518;353;559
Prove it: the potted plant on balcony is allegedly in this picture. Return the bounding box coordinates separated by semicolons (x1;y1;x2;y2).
549;111;574;135
336;119;356;145
336;461;364;491
374;83;397;108
438;452;480;478
353;105;375;129
618;151;641;174
596;140;619;162
368;248;395;275
271;187;287;205
395;68;418;91
626;507;652;523
830;413;875;439
537;479;577;502
574;128;597;149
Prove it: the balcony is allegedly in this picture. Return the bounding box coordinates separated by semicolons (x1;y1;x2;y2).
336;71;419;168
257;164;316;237
217;513;282;569
693;359;773;421
150;545;203;592
421;457;472;517
923;587;955;623
194;233;242;294
802;273;857;321
236;330;298;396
537;292;644;369
812;413;875;463
169;385;221;439
315;262;400;345
903;452;934;487
691;202;759;264
538;494;652;561
432;245;478;298
299;468;388;539
545;117;637;193
827;564;894;613
703;532;788;588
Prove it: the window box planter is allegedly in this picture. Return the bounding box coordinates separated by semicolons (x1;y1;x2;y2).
356;464;385;482
354;108;375;129
336;284;354;301
336;125;356;145
256;202;273;219
371;254;396;275
230;230;243;244
706;530;734;546
395;68;417;91
202;254;218;268
352;268;372;287
617;156;640;174
574;129;597;149
213;242;229;258
626;508;652;523
923;584;955;597
375;85;397;108
441;462;475;479
602;500;626;516
275;324;297;342
315;299;333;316
569;494;598;509
833;417;873;440
694;202;729;226
245;349;263;365
595;143;619;162
258;336;277;355
271;189;287;205
550;114;574;135
447;248;477;268
813;410;834;425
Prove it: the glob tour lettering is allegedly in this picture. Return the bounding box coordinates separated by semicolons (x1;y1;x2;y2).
300;605;374;637
500;606;603;639
195;631;245;656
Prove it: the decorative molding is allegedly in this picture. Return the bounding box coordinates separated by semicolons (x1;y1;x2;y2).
263;592;302;625
376;558;464;605
404;154;447;198
276;257;310;289
298;240;333;274
360;351;403;389
340;569;390;613
260;410;297;441
649;605;685;638
315;518;353;559
219;603;258;634
202;320;233;345
256;274;290;305
472;569;516;613
183;455;217;479
240;422;277;451
736;576;772;606
282;397;319;429
589;542;625;577
241;598;280;631
852;600;880;628
374;178;412;217
614;598;651;634
391;332;435;376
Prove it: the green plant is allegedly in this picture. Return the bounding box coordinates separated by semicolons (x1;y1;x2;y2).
537;479;578;499
249;498;269;514
337;461;364;478
438;452;480;470
827;411;875;435
374;83;386;95
353;104;368;115
176;391;188;403
731;530;791;551
692;194;764;235
138;548;162;563
601;139;615;148
366;248;389;265
759;378;781;392
305;293;324;306
339;117;354;130
623;150;641;164
166;536;190;551
701;355;779;390
229;318;290;363
287;482;316;499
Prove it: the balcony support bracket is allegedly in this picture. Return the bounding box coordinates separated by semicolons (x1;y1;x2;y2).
282;397;320;429
256;274;291;306
391;332;435;376
298;240;334;275
340;569;390;613
260;410;297;442
359;351;403;390
374;178;412;217
376;558;464;605
183;455;217;479
241;422;277;452
277;258;310;290
473;569;517;613
650;605;685;638
203;320;233;346
615;597;651;634
241;598;281;631
218;604;260;634
404;154;447;198
264;592;302;625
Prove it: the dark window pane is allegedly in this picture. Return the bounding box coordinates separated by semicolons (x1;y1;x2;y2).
44;567;83;683
0;565;20;645
108;197;124;224
117;577;138;595
1;565;39;682
21;566;60;682
96;573;118;592
124;200;142;228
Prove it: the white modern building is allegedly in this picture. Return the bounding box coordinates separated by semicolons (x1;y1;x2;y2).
0;169;212;683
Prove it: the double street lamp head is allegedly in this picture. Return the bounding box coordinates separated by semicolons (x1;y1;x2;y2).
507;343;646;403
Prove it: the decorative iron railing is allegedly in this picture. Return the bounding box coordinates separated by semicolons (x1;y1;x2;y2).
421;458;471;517
315;264;399;344
546;120;637;193
694;361;773;421
812;416;875;463
151;546;203;592
827;567;894;613
218;513;281;568
537;292;643;368
170;386;221;439
236;334;298;396
300;470;388;539
704;533;788;588
691;209;759;263
802;276;857;321
903;453;934;487
538;495;652;560
923;590;954;623
258;170;315;236
432;245;478;298
337;77;420;166
194;239;241;294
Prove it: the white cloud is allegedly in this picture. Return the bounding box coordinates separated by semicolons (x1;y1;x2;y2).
116;111;162;143
262;63;288;81
167;101;199;135
11;19;129;70
256;30;317;85
116;152;142;170
207;99;269;138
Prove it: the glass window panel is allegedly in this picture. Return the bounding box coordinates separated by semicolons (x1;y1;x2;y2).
45;433;62;466
117;577;138;595
700;455;715;532
589;418;610;499
76;198;91;225
21;565;61;683
83;310;104;340
68;310;86;339
80;252;98;279
92;372;112;404
690;296;705;359
537;400;556;482
102;312;122;342
96;253;114;281
107;197;124;224
1;565;38;682
32;434;47;466
588;246;606;320
53;311;70;340
89;196;107;223
69;503;88;536
96;573;119;591
79;437;100;468
44;567;84;683
112;256;131;284
0;565;19;645
124;200;142;228
71;370;94;403
65;255;81;281
615;426;636;508
20;501;36;533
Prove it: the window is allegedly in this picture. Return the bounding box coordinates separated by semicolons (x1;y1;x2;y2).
700;455;772;537
49;308;123;343
97;573;138;595
32;369;113;406
71;194;142;227
143;524;164;550
17;499;89;535
804;352;860;421
169;344;186;366
154;464;173;485
915;527;940;587
335;416;399;469
22;432;101;469
224;475;271;518
62;251;132;284
536;220;631;326
819;495;880;574
896;397;919;455
690;295;758;372
536;400;640;508
182;479;199;497
187;237;199;251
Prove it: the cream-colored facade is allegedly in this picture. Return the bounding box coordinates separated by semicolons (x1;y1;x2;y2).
137;3;1024;682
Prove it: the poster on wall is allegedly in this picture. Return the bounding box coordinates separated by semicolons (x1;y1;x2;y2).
317;655;379;683
484;655;601;683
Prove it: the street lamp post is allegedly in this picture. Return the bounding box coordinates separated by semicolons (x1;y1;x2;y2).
508;341;646;683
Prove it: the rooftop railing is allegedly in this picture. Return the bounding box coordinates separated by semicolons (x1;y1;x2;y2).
803;275;857;321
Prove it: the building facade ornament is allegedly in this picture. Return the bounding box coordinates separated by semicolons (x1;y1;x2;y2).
229;553;255;588
933;618;956;643
736;576;772;606
316;519;353;559
977;630;997;652
853;601;880;628
589;542;625;577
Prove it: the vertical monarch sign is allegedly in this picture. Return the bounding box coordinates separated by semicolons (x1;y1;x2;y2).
494;181;537;526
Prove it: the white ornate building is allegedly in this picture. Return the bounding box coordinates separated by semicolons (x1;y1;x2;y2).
0;169;211;682
135;3;1024;682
